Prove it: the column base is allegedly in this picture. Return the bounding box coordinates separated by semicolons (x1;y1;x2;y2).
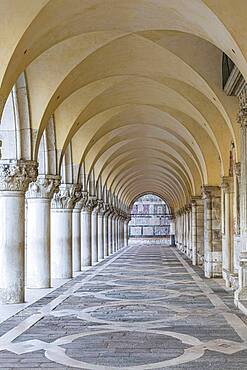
204;252;222;278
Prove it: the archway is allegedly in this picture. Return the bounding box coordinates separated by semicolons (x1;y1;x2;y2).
129;194;173;245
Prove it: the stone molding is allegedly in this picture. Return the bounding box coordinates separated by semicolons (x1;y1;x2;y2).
51;183;82;209
0;159;38;192
26;175;61;199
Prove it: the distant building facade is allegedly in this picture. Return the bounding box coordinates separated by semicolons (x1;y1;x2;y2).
129;194;171;238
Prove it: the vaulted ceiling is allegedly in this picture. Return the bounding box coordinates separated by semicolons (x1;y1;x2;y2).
1;0;245;211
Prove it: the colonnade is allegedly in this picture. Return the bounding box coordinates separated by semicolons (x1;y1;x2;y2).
0;169;130;304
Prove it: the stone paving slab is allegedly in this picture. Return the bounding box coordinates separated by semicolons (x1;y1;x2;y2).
0;244;246;369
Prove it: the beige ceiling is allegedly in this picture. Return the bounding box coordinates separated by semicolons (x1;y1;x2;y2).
0;0;244;211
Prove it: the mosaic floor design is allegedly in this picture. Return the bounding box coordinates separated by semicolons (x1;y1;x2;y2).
0;244;247;369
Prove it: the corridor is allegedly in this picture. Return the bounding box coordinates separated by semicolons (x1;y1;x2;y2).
0;244;246;369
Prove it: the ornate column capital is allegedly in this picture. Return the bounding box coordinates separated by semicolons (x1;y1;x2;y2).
201;185;220;200
238;85;247;127
0;159;38;192
221;176;234;193
234;162;241;179
26;175;61;199
74;191;88;210
51;183;82;209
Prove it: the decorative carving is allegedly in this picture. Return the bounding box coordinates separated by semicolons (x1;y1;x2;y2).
234;162;241;179
74;191;88;210
26;175;61;199
51;184;82;209
81;196;97;212
0;160;38;192
238;85;247;128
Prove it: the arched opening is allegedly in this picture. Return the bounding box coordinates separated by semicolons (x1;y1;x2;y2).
129;194;173;245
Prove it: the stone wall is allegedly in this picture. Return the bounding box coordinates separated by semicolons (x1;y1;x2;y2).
129;195;171;238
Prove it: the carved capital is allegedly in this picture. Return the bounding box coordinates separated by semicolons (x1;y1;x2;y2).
238;85;247;126
0;160;38;192
26;175;61;199
221;176;233;193
201;185;220;200
51;183;82;209
234;162;241;179
74;191;88;210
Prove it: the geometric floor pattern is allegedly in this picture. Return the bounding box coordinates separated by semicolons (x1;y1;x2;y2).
0;245;247;369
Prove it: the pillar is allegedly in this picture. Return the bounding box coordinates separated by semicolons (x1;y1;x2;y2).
124;217;129;247
26;175;60;288
81;198;92;268
202;186;222;278
221;177;234;287
0;160;37;303
103;206;110;256
72;207;81;273
51;184;81;279
91;198;99;264
98;204;104;260
236;87;247;300
108;212;113;254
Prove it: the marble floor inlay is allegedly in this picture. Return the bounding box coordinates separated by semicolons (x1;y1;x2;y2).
0;244;247;369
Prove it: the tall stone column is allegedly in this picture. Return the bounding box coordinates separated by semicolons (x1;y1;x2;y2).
103;205;110;256
51;184;81;279
81;197;93;268
108;212;113;254
202;186;222;278
221;177;234;286
26;175;60;288
0;160;37;303
112;212;117;253
124;217;129;247
236;87;247;300
91;198;99;264
72;192;87;273
97;201;104;260
191;196;204;266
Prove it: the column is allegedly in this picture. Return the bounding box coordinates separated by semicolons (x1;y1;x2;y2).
191;197;203;266
236;87;247;300
108;212;113;254
81;197;93;268
221;177;234;287
202;186;222;278
98;202;104;260
103;205;110;256
112;212;116;252
0;160;37;303
91;198;99;264
124;217;129;247
26;174;60;288
72;192;88;273
51;184;81;279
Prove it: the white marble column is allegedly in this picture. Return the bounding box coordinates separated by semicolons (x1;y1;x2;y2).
103;206;110;256
108;212;113;254
81;199;92;268
170;218;175;246
202;186;222;278
124;218;129;247
98;203;104;260
0;160;37;303
91;198;99;264
221;176;234;287
72;208;81;273
51;184;81;279
26;175;60;288
236;87;247;300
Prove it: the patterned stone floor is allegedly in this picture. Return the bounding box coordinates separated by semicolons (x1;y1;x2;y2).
0;244;247;369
